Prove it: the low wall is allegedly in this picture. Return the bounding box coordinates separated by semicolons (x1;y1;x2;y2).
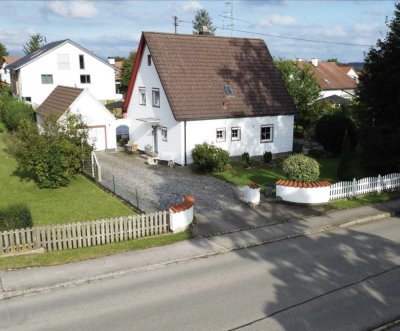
276;180;331;204
235;183;261;206
169;196;195;233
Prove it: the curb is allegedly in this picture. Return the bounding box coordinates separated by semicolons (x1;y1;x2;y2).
1;209;398;301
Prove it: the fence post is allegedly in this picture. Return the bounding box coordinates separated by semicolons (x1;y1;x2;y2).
113;175;116;193
352;178;357;198
91;152;95;178
377;174;382;193
136;188;139;210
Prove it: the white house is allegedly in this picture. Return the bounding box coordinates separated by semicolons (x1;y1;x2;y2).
0;55;20;85
123;32;297;165
35;85;117;151
6;40;117;108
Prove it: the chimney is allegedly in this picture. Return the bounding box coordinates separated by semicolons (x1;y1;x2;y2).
311;58;318;67
199;26;209;35
108;57;115;65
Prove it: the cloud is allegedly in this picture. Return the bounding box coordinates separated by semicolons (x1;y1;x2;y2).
259;14;297;27
44;1;98;19
353;23;378;34
179;1;202;12
321;25;347;38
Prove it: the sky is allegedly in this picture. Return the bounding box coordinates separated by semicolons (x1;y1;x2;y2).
0;0;397;63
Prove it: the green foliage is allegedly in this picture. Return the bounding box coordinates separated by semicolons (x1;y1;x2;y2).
356;3;400;173
120;51;136;94
14;114;93;188
263;151;272;163
337;131;354;180
315;111;357;156
0;203;33;231
241;152;250;165
275;59;321;130
292;141;303;154
282;154;320;182
0;42;8;58
23;33;46;55
326;58;341;65
192;9;216;35
0;96;34;131
192;142;230;172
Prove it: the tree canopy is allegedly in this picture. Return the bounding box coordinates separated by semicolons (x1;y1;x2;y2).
192;9;216;35
275;59;321;131
356;3;400;172
119;51;136;94
0;43;8;58
23;33;46;55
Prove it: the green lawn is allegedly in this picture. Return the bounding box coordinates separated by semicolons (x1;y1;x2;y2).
0;123;134;226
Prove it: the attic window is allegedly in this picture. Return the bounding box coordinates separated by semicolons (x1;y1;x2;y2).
323;78;331;84
224;85;234;95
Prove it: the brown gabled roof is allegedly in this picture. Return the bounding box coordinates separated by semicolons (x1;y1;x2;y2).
36;86;83;118
125;32;297;121
298;61;357;90
1;55;21;66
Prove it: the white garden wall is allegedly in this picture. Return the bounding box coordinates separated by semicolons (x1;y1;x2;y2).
276;180;331;204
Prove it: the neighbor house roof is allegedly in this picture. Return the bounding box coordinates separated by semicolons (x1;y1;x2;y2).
1;55;21;66
35;86;83;118
124;32;297;120
6;40;115;71
114;60;123;80
297;61;357;90
320;94;351;105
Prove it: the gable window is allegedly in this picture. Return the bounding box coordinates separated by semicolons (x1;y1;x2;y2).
41;74;53;84
139;87;146;105
231;127;241;141
57;54;70;70
260;125;273;143
224;85;234;95
79;54;85;69
152;88;160;107
161;127;167;142
80;74;91;84
216;128;226;142
148;55;152;66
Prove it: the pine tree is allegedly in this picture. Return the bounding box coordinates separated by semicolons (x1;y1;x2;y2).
337;130;354;181
119;51;136;94
192;9;216;35
23;34;46;55
0;43;8;58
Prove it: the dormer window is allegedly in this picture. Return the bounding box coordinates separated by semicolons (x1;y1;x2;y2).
323;78;331;84
224;85;234;95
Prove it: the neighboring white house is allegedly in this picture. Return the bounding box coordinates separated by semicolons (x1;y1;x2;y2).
0;56;20;85
6;40;117;108
35;85;117;151
340;66;359;83
123;32;297;165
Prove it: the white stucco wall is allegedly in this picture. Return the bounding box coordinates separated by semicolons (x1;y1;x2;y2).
320;89;355;99
16;41;116;106
185;115;294;164
126;45;183;164
0;62;11;84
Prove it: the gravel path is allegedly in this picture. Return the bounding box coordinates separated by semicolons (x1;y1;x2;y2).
96;151;240;213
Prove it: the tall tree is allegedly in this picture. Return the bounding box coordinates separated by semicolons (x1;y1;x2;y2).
275;59;321;131
326;58;341;66
192;9;216;35
0;43;8;58
119;51;136;94
23;33;46;55
356;3;400;172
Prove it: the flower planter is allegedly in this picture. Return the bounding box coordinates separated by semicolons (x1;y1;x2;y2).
276;180;331;204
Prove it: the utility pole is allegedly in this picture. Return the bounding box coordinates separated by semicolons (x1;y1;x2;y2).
173;16;179;34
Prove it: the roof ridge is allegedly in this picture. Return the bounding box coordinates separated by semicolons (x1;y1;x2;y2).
143;31;265;42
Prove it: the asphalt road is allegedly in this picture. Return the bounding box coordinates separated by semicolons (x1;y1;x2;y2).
1;217;400;331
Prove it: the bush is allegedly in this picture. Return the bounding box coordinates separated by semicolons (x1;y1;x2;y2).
263;151;272;163
192;142;230;172
293;141;303;154
315;111;357;156
337;131;354;180
282;154;320;182
0;203;33;231
0;96;34;132
241;152;250;165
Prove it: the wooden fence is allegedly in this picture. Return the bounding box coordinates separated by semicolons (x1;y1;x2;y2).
82;151;102;182
329;173;400;200
0;211;169;255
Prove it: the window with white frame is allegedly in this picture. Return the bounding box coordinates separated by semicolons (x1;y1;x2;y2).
152;88;160;107
216;128;226;142
57;54;70;70
231;127;241;141
80;75;91;84
161;126;167;141
139;87;146;105
260;125;273;143
41;74;53;84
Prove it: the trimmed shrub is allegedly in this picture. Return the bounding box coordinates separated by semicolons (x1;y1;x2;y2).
192;142;230;172
0;96;34;132
0;203;33;231
315;111;357;155
241;152;250;165
263;151;272;163
282;154;320;182
337;131;354;180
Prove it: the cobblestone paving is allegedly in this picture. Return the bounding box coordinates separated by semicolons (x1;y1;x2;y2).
96;151;240;213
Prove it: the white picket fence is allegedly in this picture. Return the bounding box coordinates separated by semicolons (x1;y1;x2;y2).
329;173;400;200
0;211;169;255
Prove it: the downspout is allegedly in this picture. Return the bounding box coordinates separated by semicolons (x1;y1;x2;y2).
184;121;187;166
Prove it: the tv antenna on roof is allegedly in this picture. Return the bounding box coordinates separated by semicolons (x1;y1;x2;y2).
223;1;234;37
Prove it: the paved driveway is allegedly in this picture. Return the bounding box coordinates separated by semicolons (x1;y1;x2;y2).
96;151;240;214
